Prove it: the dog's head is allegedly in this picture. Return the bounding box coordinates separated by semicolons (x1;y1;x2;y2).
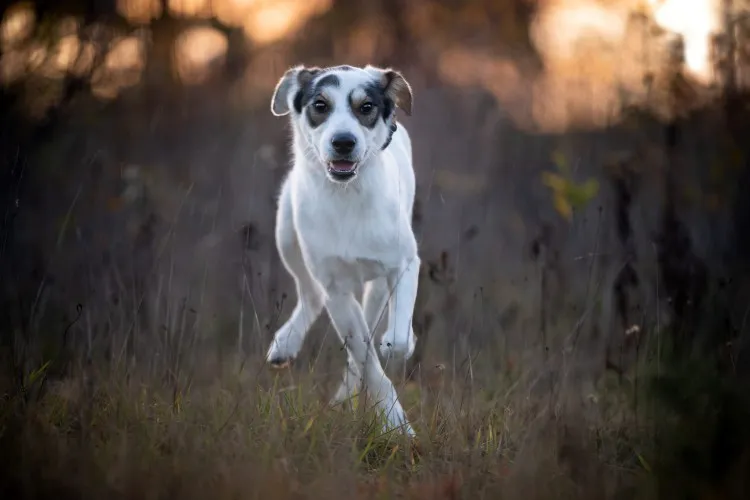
270;64;413;183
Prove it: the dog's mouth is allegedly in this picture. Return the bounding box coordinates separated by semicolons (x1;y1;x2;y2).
327;160;358;181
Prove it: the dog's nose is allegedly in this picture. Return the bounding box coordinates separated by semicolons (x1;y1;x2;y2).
331;133;356;155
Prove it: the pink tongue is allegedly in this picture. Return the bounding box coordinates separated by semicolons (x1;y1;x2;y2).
330;161;356;172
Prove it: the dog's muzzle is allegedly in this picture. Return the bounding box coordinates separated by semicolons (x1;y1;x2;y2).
327;160;358;182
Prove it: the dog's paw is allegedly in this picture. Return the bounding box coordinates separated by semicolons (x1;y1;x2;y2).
379;329;416;361
268;356;293;370
265;332;302;369
379;391;416;437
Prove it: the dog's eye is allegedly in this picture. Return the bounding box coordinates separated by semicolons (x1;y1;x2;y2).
313;100;328;113
360;103;373;115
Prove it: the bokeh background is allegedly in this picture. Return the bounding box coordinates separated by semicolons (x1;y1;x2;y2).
2;1;750;498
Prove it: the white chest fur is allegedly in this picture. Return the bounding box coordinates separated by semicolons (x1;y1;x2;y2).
289;162;416;293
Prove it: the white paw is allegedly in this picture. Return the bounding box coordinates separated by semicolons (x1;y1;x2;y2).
379;328;416;361
381;398;416;437
265;328;303;368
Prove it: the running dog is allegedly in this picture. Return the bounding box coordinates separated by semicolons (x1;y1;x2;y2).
266;64;420;435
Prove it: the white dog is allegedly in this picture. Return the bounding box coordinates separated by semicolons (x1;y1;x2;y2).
266;64;420;435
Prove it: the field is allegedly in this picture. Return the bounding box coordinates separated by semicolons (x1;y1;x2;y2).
4;258;747;500
2;350;655;499
3;0;750;498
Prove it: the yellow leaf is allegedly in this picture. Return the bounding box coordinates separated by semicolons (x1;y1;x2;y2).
580;179;600;198
554;194;573;221
541;171;567;191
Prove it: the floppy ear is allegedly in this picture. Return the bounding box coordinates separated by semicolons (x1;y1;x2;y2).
270;65;322;117
364;65;413;116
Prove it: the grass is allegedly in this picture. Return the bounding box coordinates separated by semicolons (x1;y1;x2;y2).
0;348;659;500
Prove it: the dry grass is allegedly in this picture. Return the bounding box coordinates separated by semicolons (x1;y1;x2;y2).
0;347;659;500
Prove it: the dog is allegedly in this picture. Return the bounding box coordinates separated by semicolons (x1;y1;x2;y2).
265;64;420;436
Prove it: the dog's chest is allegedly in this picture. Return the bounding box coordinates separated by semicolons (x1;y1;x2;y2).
294;191;408;280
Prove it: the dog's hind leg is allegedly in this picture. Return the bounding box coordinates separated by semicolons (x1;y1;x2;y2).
330;278;389;405
266;181;324;368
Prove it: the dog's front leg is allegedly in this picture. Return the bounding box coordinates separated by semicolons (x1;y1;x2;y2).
324;291;414;435
380;256;420;361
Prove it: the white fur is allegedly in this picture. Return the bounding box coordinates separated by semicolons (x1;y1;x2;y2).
266;65;419;435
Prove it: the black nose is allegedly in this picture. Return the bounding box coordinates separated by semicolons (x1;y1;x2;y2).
331;133;356;155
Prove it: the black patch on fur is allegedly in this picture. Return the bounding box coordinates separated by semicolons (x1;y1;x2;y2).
359;79;398;149
303;75;341;128
359;82;394;127
293;73;340;124
291;69;336;114
315;74;341;92
292;90;305;114
291;68;321;113
365;83;390;117
383;99;394;121
381;122;398;151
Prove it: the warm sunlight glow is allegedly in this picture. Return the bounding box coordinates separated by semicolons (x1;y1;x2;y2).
242;0;332;45
523;0;723;131
244;2;299;43
532;2;628;62
648;0;721;81
213;0;258;26
105;37;146;72
534;0;721;82
1;2;35;49
168;0;213;18
117;0;163;25
175;27;228;84
529;1;647;131
92;35;147;99
52;35;81;74
169;0;333;45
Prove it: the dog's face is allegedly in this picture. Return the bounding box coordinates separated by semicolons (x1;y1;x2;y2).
271;64;413;183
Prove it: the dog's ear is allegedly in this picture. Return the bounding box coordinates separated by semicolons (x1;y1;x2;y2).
365;66;413;117
384;70;413;117
271;66;322;117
